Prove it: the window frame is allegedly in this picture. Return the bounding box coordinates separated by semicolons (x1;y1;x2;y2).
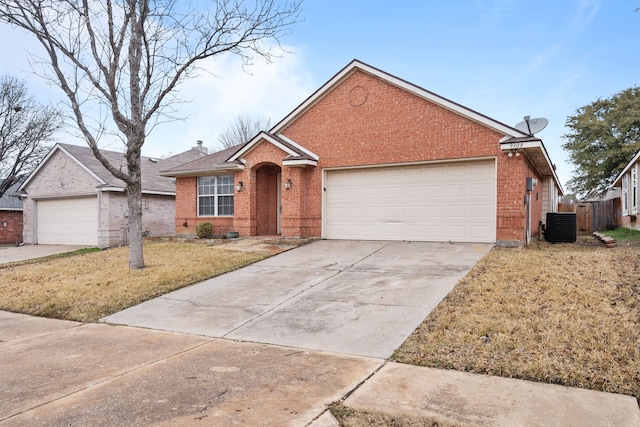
197;175;234;217
622;173;629;216
632;165;638;215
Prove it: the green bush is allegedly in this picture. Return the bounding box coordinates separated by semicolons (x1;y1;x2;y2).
195;221;213;239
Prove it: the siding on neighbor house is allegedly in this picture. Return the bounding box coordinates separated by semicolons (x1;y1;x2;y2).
619;161;640;230
22;149;179;247
141;194;177;238
101;192;176;246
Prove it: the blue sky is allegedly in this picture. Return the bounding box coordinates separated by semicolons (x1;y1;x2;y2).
1;0;638;189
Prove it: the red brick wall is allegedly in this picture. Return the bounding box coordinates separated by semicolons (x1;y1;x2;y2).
0;211;23;245
496;153;544;243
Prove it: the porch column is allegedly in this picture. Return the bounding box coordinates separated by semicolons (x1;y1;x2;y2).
233;169;254;237
281;166;305;237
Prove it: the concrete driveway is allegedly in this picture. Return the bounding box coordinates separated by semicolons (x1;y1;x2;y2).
103;240;493;358
0;244;89;264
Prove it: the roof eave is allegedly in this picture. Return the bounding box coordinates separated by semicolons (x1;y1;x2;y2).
500;138;564;193
97;185;175;196
160;163;245;177
282;159;318;167
227;131;319;163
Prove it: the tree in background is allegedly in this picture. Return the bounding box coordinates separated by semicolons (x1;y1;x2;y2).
218;115;272;149
0;0;301;269
563;87;640;198
0;75;60;198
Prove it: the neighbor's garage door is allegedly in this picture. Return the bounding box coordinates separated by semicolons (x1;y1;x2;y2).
37;197;98;245
324;160;496;243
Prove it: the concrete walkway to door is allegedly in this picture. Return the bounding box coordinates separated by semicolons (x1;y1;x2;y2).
103;240;492;358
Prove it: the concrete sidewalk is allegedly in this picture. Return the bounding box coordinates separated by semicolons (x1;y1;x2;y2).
0;311;380;426
342;362;640;427
1;311;639;426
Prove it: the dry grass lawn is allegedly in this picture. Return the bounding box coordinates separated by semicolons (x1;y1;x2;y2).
0;242;271;322
393;237;640;401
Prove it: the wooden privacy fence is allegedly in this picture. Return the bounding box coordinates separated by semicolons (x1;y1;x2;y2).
558;199;621;234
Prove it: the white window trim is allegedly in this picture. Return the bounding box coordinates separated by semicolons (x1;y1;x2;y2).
197;175;234;217
622;173;629;216
632;165;638;215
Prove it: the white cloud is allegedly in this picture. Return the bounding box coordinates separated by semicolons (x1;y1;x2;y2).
572;0;600;31
143;49;316;157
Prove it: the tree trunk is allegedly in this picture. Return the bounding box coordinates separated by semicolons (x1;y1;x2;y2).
126;149;145;270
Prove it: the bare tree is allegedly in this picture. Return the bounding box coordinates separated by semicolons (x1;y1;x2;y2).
0;75;60;198
0;0;302;269
218;114;271;149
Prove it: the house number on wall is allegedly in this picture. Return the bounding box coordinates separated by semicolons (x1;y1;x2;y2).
509;141;524;151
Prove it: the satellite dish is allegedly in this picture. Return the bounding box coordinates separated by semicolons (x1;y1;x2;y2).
514;116;548;135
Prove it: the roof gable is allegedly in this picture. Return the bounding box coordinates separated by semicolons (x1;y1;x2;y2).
162;133;320;177
227;132;318;166
19;144;106;192
271;59;529;139
613;150;640;187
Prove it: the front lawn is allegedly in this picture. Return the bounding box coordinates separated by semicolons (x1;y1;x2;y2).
330;237;639;426
0;242;271;322
392;238;640;401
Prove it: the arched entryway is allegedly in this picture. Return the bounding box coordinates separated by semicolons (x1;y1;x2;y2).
254;163;281;235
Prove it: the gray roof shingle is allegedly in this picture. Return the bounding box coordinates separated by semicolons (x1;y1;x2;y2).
58;143;206;193
160;144;243;176
0;180;23;210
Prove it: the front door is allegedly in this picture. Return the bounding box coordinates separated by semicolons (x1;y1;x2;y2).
255;164;281;236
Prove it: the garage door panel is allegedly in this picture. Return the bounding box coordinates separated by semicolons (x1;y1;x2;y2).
325;160;496;243
37;198;98;245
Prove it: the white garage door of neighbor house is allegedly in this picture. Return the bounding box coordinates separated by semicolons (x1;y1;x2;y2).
37;197;98;245
324;160;496;243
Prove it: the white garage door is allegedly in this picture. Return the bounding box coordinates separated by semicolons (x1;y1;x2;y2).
37;197;98;245
324;160;496;243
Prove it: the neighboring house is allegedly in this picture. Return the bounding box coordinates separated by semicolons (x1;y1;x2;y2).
612;150;640;230
0;180;24;245
163;60;563;247
17;142;207;247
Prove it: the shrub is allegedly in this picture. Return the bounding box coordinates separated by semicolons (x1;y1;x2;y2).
195;222;213;239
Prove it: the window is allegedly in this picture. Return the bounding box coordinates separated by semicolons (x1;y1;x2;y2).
632;165;638;214
198;175;234;216
622;174;628;215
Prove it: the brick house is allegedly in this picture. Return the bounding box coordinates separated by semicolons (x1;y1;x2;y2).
163;60;563;246
612;150;640;230
0;180;23;245
17;143;207;247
